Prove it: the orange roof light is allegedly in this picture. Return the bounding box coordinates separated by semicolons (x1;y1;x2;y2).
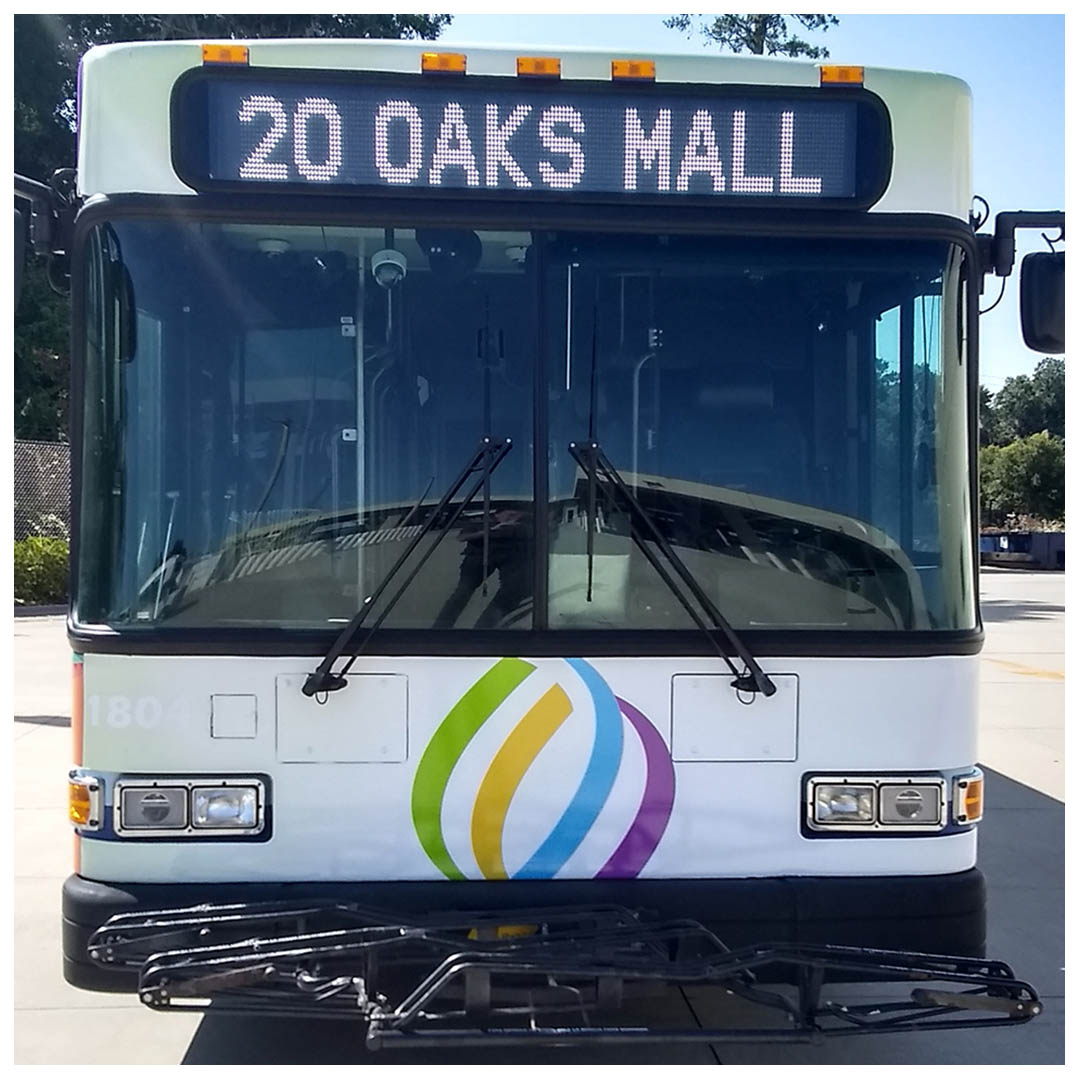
820;64;864;86
202;43;249;65
421;51;467;74
612;58;655;81
517;56;561;78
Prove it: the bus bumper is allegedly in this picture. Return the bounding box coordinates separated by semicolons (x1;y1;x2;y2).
62;869;985;992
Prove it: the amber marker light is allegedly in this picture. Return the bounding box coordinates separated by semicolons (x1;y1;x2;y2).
819;64;864;86
953;770;984;825
68;774;102;830
202;43;249;65
612;59;656;81
421;51;467;74
517;56;561;78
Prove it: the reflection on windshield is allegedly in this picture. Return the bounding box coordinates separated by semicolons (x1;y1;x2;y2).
76;223;974;633
78;221;535;629
545;234;974;631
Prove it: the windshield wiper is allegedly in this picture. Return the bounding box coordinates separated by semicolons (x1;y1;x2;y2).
568;439;776;698
301;435;512;697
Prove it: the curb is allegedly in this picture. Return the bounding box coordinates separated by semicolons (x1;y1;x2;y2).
13;605;67;618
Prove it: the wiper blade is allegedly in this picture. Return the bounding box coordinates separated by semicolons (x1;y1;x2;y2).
302;436;512;697
568;439;776;698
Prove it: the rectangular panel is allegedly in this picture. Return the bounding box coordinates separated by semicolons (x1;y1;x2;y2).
174;72;879;203
671;673;798;762
276;673;407;763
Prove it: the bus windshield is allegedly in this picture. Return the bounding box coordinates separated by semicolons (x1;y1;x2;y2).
76;219;975;634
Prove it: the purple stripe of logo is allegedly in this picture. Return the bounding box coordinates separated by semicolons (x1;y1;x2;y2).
594;697;676;879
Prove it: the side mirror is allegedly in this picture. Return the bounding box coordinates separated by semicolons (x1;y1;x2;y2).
15;207;26;306
1019;251;1064;354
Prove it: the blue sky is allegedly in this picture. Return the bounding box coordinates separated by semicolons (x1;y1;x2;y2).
440;13;1065;390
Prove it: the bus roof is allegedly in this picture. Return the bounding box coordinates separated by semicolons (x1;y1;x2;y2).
76;38;971;219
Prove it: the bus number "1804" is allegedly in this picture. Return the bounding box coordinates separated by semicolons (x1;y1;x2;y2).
85;695;187;729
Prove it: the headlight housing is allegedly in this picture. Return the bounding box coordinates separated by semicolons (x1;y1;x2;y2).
112;777;267;837
805;775;947;832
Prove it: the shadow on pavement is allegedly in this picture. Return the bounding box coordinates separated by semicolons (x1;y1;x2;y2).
177;769;1063;1065
14;714;71;728
980;598;1065;623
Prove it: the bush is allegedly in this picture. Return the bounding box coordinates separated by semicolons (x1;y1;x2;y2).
14;535;69;605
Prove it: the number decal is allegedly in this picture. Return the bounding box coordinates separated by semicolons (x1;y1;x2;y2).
85;695;182;729
238;95;289;181
105;695;133;728
134;696;163;729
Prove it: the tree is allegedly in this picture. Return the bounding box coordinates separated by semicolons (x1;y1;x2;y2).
14;13;452;441
990;357;1065;443
14;261;70;440
15;14;453;181
980;432;1065;525
664;14;839;57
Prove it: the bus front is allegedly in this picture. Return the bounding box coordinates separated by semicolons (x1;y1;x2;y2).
62;40;1042;1043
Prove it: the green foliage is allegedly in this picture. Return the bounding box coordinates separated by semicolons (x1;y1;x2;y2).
989;357;1065;443
664;14;839;58
980;431;1065;526
15;259;70;441
14;535;70;606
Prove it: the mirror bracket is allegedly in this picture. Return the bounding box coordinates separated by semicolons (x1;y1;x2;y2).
988;210;1065;278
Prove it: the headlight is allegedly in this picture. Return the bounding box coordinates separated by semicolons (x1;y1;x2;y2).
879;784;943;825
192;786;259;829
119;786;188;830
812;783;875;827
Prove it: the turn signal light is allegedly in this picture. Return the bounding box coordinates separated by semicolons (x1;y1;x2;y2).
421;51;466;74
953;771;984;825
202;43;249;65
68;774;102;829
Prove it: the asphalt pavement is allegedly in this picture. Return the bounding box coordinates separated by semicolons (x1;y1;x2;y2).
13;569;1065;1064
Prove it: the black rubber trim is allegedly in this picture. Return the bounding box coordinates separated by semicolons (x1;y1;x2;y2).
68;624;984;658
62;869;986;991
66;197;982;655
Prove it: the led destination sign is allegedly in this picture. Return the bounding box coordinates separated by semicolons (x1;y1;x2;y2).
175;73;887;203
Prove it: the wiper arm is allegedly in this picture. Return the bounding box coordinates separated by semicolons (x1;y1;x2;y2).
302;436;512;697
567;439;776;698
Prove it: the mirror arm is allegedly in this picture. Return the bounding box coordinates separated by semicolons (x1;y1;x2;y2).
988;211;1065;279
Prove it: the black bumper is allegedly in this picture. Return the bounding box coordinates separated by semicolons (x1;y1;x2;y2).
63;869;986;992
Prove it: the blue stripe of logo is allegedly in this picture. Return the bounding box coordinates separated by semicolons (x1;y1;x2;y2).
514;658;624;879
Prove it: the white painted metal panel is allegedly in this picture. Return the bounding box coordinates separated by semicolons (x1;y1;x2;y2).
79;652;979;884
672;673;798;761
275;672;407;763
76;40;972;219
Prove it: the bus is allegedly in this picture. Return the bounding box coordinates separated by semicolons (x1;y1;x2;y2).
16;37;1064;1048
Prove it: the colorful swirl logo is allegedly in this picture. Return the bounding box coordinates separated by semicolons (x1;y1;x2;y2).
411;657;675;880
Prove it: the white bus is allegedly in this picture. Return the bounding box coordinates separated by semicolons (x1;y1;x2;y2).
16;37;1063;1048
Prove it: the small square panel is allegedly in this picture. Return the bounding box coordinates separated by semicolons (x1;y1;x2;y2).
211;694;258;739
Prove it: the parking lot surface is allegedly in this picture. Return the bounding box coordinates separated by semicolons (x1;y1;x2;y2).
13;570;1065;1064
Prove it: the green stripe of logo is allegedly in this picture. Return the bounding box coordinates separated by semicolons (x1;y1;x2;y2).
410;657;535;880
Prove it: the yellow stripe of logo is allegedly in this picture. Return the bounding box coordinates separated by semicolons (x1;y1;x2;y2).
470;683;573;879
